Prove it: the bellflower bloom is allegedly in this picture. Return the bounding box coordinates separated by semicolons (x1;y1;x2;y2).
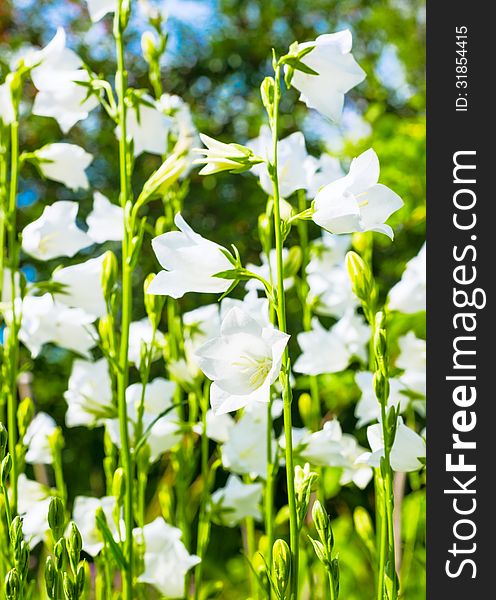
135;518;200;598
53;254;107;318
17;475;53;549
0;82;15;125
128;318;166;368
18;294;96;357
194;133;262;176
354;371;409;428
73;496;120;556
22;201;93;261
288;30;366;122
193;409;235;444
34;143;93;191
86;192;124;243
304;153;344;198
116;97;171;156
293;310;369;375
85;0;117;22
388;243;426;313
64;358;114;427
210;475;263;527
396;332;426;397
147;213;234;298
31;28;99;132
23;412;57;465
357;418;426;472
195;307;290;415
249;126;309;197
312;149;404;239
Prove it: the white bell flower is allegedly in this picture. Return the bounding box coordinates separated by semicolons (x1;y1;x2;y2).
354;371;409;428
128;318;166;368
18;294;97;357
147;213;233;298
0;81;15;125
196;409;234;443
86;192;124;243
85;0;117;22
388;243;426;313
135;518;200;598
53;254;106;319
106;378;181;462
288;30;366;122
304;153;344;198
221;291;271;329
116;97;171;156
313;149;404;239
338;435;373;489
249;126;309;198
210;475;263;527
35;143;93;191
64;357;114;427
31;28;99;133
357;418;426;472
22;201;93;261
195;307;290;415
24;412;57;465
17;475;53;548
293;310;369;375
396;332;426;398
72;495;120;556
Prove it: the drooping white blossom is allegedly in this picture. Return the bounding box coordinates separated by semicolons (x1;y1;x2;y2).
106;378;181;462
22;201;93;261
210;475;263;527
354;371;409;428
23;412;57;465
85;0;117;22
396;332;426;398
357;418;426;472
388;243;426;313
195;307;290;415
293;310;369;375
72;495;120;556
31;28;99;133
64;358;114;427
35;143;93;191
249;126;309;197
147;213;233;298
312;149;404;239
53;254;107;319
86;192;124;243
135;518;200;598
288;30;366;122
18;294;97;357
17;475;53;548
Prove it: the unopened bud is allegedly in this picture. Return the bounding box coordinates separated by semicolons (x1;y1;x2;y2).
312;500;333;554
48;427;65;457
346;251;374;305
14;541;29;580
76;561;87;597
101;251;118;305
1;454;12;486
0;424;8;459
141;31;158;63
54;537;67;571
112;468;126;506
63;572;76;600
67;522;83;566
44;556;56;598
272;539;291;596
9;516;23;553
144;273;164;328
48;497;65;536
260;77;275;120
5;568;19;600
373;370;389;405
17;397;34;438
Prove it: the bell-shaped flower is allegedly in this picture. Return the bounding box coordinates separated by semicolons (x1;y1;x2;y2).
396;332;426;398
22;201;93;261
293;310;369;375
356;418;426;472
86;192;124;243
34;143;93;191
249;126;309;198
106;378;181;462
194;133;263;176
312;149;404;239
53;254;106;319
288;30;366;122
183;303;221;355
288;420;348;467
220;291;271;329
64;358;114;427
18;294;97;357
0;81;15;125
23;412;57;465
17;475;53;548
354;371;409;428
193;409;235;444
195;307;290;415
388;243;426;313
338;435;373;489
116;97;171;156
135;518;200;598
147;213;234;298
210;475;263;527
73;495;120;556
304;153;344;198
86;0;117;22
128;318;166;368
159;93;200;173
31;28;99;133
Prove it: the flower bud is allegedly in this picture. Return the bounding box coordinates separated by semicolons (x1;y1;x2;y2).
76;561;87;597
48;426;65;458
0;423;8;459
346;251;374;306
14;541;29;580
5;568;19;600
101;250;118;305
298;393;313;429
272;539;291;597
139;152;187;203
353;506;375;556
63;573;76;600
373;370;390;406
141;31;157;63
48;497;65;536
44;556;56;598
312;500;334;554
283;246;302;278
112;467;126;507
144;273;164;328
1;454;12;486
54;537;67;571
260;77;275;121
67;521;83;566
17;397;34;438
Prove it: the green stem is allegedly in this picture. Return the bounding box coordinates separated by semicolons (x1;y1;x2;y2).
375;470;387;600
264;399;274;597
269;64;299;600
244;513;257;598
114;3;134;597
